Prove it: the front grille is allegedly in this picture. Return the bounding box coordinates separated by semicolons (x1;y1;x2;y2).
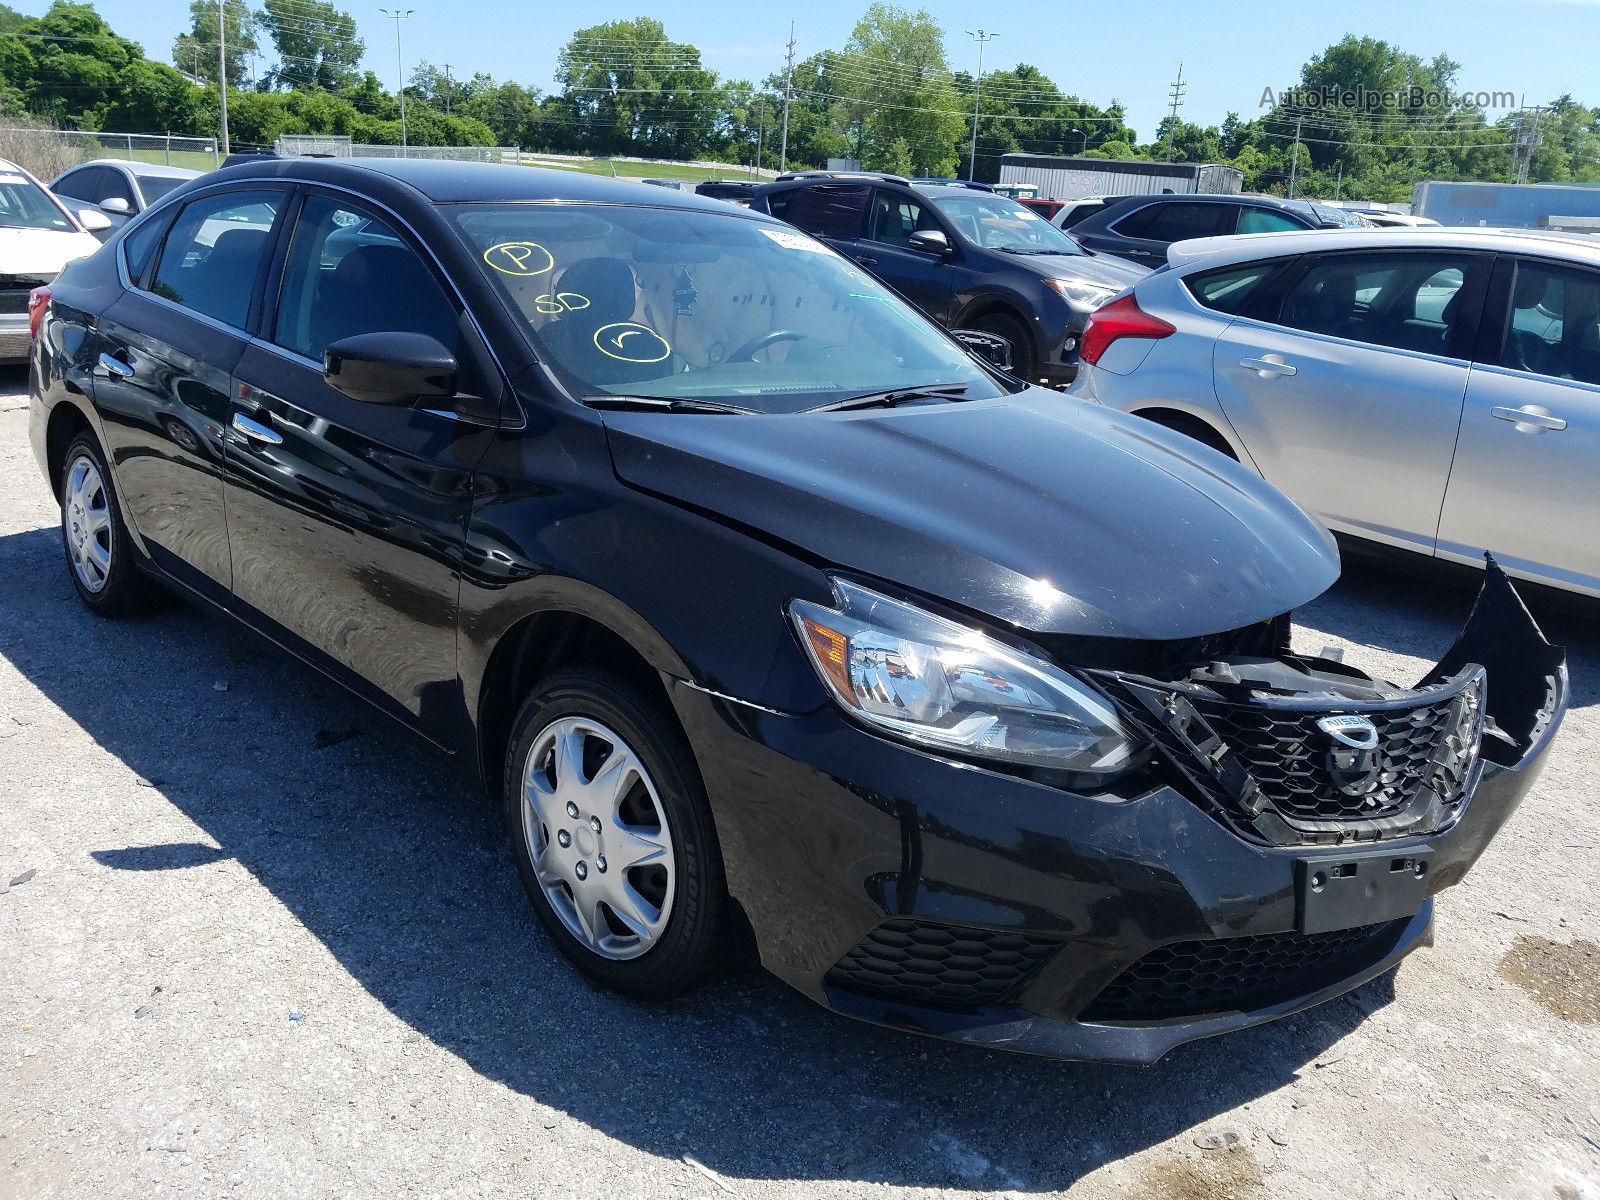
1080;919;1408;1022
825;919;1061;1010
1189;696;1470;823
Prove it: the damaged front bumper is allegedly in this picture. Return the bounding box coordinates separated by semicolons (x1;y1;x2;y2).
675;562;1567;1064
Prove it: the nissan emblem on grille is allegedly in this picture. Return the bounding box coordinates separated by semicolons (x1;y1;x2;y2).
1317;715;1384;797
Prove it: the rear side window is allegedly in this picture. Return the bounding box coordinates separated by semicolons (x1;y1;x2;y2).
1237;207;1304;234
1185;261;1281;315
775;185;871;239
1275;252;1473;356
1500;260;1600;385
1113;201;1235;243
149;190;282;329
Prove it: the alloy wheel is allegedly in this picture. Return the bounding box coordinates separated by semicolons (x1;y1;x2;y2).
63;454;113;594
520;716;677;961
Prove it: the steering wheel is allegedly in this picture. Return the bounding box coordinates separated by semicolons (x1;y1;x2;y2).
729;329;808;363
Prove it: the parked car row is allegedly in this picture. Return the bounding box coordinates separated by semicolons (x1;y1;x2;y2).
23;158;1569;1070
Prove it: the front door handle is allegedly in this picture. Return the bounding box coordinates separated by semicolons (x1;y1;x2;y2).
231;412;283;445
1241;354;1298;378
1491;405;1567;433
96;352;134;379
853;255;878;267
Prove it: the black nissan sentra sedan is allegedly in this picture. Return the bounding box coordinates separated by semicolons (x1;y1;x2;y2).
28;159;1567;1064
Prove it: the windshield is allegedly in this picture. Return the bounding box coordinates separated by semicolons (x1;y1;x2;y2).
930;192;1086;256
0;169;72;232
452;203;1003;414
137;175;190;205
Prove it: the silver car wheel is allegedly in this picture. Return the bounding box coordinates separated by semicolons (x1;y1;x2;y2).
63;454;113;594
520;715;677;961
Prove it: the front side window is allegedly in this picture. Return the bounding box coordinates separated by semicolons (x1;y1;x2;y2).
51;168;100;204
149;190;282;328
868;191;937;249
453;203;1001;414
930;192;1087;255
1113;202;1234;243
1501;260;1600;385
272;194;459;362
1237;207;1304;234
0;167;73;232
1275;252;1473;355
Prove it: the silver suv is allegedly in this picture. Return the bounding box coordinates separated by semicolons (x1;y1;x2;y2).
1072;227;1600;598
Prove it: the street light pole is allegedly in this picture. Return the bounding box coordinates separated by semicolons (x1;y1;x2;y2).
965;30;997;180
217;0;230;156
379;8;414;154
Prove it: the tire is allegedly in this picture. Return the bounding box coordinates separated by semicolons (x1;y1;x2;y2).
59;432;161;618
502;669;726;1000
968;311;1037;382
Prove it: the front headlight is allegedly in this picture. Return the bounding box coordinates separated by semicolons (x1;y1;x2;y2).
789;579;1138;776
1046;277;1119;308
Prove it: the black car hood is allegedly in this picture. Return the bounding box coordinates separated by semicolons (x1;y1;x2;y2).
1009;251;1149;289
603;394;1339;640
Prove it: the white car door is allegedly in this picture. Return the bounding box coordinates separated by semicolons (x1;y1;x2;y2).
1211;249;1487;555
1435;256;1600;595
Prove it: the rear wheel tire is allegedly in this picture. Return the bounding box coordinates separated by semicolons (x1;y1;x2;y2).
503;669;726;1000
968;311;1037;382
1137;412;1239;461
59;433;161;618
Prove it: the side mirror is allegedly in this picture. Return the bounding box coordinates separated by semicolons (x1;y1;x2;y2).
908;229;952;256
324;331;458;405
100;197;133;216
77;207;113;232
951;329;1015;373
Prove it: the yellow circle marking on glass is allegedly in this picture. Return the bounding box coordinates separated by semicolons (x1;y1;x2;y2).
483;241;554;277
594;322;671;364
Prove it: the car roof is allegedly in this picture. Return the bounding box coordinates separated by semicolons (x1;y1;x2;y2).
210;157;755;215
1164;226;1600;271
72;158;201;179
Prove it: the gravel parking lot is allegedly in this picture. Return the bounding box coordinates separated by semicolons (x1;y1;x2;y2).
1;362;1597;1200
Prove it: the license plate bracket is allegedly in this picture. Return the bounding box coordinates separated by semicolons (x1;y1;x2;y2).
1296;847;1434;934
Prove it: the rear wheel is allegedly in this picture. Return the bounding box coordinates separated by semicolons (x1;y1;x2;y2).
60;433;160;617
503;670;726;999
1137;411;1239;461
967;311;1037;382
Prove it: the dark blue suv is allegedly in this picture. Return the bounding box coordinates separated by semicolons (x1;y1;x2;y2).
752;175;1146;385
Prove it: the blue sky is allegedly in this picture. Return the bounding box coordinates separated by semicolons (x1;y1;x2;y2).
32;0;1600;140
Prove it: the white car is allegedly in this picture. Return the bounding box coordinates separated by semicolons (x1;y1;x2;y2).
1;157;109;363
1072;226;1600;597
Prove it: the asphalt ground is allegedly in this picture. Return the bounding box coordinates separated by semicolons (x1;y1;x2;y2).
1;363;1596;1200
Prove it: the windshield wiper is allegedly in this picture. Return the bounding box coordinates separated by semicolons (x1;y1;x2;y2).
806;384;974;414
582;395;753;415
996;246;1071;256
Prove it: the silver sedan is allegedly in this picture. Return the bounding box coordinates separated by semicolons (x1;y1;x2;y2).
1071;226;1600;598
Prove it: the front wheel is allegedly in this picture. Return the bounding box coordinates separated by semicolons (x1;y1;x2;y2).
503;670;726;1000
966;311;1037;382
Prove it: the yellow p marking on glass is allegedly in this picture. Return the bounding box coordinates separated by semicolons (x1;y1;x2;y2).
483;241;554;277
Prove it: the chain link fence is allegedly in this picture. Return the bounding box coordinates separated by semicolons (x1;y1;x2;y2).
0;126;219;177
275;135;519;163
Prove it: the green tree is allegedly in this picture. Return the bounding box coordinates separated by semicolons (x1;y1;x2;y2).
256;0;362;92
554;18;720;157
172;0;256;85
835;4;963;176
0;2;139;126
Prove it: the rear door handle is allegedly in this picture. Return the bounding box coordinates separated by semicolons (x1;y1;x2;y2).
1491;405;1567;432
96;352;134;379
1241;355;1298;378
231;412;283;445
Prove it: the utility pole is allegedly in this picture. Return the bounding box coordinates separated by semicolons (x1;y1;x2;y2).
1515;105;1548;185
778;23;795;173
443;63;452;114
379;8;414;154
217;0;230;156
1334;161;1343;200
1287;115;1304;198
1162;62;1185;161
965;29;998;180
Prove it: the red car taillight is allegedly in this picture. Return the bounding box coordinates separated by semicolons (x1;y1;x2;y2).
1079;294;1175;366
27;286;51;340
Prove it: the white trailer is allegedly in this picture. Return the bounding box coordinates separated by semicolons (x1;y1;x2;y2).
998;154;1244;200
